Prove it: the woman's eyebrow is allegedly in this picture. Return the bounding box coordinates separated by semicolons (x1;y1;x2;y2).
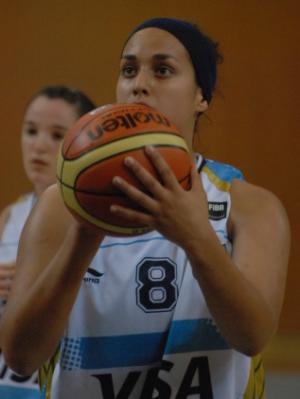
23;120;69;130
121;53;177;61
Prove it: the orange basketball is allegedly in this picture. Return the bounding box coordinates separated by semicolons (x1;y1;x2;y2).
56;103;192;236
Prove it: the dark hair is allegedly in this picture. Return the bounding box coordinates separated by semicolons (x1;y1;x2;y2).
125;18;223;103
28;85;96;117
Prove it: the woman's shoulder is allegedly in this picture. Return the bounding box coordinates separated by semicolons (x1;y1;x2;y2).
229;179;290;238
231;179;286;212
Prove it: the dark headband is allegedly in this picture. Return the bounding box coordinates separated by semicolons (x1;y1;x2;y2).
126;17;219;103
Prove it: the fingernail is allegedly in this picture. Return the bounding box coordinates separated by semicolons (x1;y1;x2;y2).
145;145;155;153
124;156;134;166
112;176;121;184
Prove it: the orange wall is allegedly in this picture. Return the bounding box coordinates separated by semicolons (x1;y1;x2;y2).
0;1;299;331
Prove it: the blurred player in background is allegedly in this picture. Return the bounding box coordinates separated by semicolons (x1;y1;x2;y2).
0;85;95;398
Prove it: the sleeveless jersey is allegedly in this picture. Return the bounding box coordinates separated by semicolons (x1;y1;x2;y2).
0;193;40;399
41;156;265;399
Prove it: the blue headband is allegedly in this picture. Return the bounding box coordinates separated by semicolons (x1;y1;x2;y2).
127;17;219;103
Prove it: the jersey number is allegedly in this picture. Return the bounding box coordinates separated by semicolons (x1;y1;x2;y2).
136;258;178;312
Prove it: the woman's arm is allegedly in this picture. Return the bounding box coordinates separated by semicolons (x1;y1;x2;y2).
186;179;290;355
110;147;290;355
0;184;104;375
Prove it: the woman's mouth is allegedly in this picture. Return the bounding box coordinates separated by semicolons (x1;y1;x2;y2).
31;159;48;167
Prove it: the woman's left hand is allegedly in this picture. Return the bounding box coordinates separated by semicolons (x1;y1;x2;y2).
111;146;211;248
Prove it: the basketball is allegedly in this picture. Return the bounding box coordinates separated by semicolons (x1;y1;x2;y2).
56;103;192;236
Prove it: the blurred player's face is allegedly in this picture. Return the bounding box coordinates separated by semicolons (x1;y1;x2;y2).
21;96;78;195
116;27;208;150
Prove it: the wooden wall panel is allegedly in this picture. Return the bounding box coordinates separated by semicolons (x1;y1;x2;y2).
0;0;299;331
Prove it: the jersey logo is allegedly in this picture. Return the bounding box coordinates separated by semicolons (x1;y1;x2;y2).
91;356;213;398
136;257;178;313
83;268;104;284
208;201;227;220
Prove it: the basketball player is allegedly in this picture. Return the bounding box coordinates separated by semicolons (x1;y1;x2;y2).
0;19;290;399
0;85;95;398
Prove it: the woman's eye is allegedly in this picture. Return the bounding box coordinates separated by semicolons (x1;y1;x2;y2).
155;66;173;77
121;65;137;78
25;128;37;136
52;132;65;141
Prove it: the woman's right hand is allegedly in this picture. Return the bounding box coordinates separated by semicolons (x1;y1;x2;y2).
0;262;15;300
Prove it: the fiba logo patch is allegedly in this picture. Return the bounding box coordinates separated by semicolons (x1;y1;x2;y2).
83;268;103;284
208;202;227;220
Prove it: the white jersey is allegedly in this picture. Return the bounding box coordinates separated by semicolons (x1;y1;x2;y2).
41;155;265;399
0;193;40;399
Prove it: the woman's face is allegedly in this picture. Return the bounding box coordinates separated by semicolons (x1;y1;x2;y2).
116;27;208;149
21;95;78;195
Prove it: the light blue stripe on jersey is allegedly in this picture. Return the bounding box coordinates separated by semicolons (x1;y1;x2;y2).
101;233;228;249
165;319;229;354
0;386;40;399
205;159;243;182
79;331;168;369
62;318;229;370
100;235;166;249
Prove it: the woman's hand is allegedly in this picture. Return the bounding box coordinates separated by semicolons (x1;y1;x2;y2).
111;145;211;248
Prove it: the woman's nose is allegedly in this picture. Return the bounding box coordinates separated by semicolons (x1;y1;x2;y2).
132;70;150;96
33;133;49;152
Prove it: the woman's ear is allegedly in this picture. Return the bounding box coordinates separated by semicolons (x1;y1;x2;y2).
195;87;208;114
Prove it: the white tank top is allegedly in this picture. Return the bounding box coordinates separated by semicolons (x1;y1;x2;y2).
41;156;265;399
0;193;36;261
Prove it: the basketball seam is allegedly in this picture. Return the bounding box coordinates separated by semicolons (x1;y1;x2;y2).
56;171;191;195
59;134;189;187
62;184;150;234
74;143;189;187
64;130;184;160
